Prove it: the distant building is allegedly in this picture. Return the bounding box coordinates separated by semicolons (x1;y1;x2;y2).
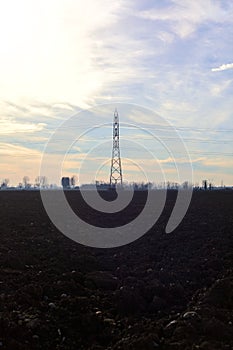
61;177;70;189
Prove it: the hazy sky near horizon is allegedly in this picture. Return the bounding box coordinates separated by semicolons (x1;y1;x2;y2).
0;0;233;185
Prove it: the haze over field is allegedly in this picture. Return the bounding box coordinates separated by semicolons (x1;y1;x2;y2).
0;0;233;185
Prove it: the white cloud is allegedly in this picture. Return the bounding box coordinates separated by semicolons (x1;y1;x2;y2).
0;118;46;135
0;0;124;107
140;0;231;38
157;31;175;43
211;63;233;72
200;157;233;168
210;80;232;96
0;143;41;156
162;101;197;113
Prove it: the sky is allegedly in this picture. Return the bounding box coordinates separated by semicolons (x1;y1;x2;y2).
0;0;233;186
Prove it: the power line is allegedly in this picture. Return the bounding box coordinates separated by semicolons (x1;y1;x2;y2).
1;135;233;145
1;150;233;158
41;123;233;133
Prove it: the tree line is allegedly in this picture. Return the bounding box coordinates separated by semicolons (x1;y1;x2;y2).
0;175;78;189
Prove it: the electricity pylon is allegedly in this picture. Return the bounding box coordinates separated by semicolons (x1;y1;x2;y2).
110;109;123;186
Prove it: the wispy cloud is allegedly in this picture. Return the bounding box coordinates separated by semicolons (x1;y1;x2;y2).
212;63;233;72
140;0;231;38
0;143;41;156
210;80;232;96
0;118;46;135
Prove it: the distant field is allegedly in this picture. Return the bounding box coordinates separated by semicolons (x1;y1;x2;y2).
0;191;232;349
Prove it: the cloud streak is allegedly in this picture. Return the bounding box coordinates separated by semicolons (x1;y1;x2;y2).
0;118;46;135
212;63;233;72
140;0;231;38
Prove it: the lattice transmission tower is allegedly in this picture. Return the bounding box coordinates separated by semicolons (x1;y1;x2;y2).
110;109;123;186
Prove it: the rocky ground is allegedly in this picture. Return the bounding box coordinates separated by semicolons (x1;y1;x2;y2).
0;190;232;349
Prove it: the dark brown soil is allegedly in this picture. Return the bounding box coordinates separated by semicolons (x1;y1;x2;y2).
0;190;232;349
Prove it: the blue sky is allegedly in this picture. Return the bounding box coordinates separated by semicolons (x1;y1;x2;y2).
0;0;233;185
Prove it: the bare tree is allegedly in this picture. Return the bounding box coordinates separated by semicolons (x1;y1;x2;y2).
35;176;40;188
70;175;78;188
202;180;208;190
35;176;48;188
1;178;9;188
182;181;189;189
41;176;48;188
23;176;30;188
